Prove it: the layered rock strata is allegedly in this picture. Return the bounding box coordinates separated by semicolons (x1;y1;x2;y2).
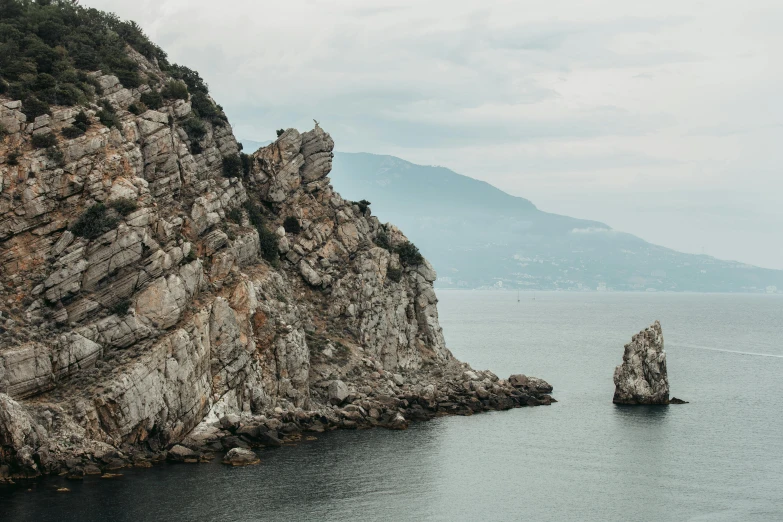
613;321;669;405
0;52;553;481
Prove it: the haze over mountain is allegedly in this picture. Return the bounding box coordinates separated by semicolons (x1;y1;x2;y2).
319;151;782;293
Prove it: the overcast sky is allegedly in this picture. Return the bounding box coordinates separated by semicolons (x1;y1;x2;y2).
91;0;783;269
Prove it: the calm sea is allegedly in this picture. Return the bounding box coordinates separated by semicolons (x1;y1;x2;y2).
2;291;782;521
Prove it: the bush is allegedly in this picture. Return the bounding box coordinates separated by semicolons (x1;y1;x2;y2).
283;216;301;234
181;117;206;141
140;90;163;110
166;64;208;95
161;80;188;100
243;201;278;265
22;96;50;119
395;241;424;266
128;103;144;115
70;203;119;240
108;198;137;216
7;150;21;166
222;155;242;178
356;199;371;214
240;152;252;177
73;110;90;130
97;109;121;129
227;208;243;224
276;129;285;137
387;266;403;283
96;101;121;129
257;225;280;266
61;125;85;139
115;68;141;88
190;141;203;155
111;299;131;316
31;132;57;149
45;146;65;166
63;109;91;137
374;228;391;250
191;92;218;120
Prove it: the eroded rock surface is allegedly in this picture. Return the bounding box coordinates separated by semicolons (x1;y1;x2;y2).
613;321;669;405
0;52;553;481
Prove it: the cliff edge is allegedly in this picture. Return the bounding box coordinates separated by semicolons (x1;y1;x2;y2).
0;6;552;480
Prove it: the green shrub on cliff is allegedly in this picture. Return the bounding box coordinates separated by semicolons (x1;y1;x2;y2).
222;155;242;178
140;90;163;110
0;0;167;107
162;80;188;100
108;197;137;216
7;150;21;166
182;116;207;142
70;203;119;240
395;241;424;267
356;199;371;214
240;152;252;177
374;227;391;251
283;216;301;234
110;299;131;316
45;145;64;166
243;201;279;265
96;100;121;129
387;266;403;283
21;96;50;119
61;125;84;138
0;0;219;118
31;132;57;149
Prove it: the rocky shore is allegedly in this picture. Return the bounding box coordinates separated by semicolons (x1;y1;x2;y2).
1;368;553;480
0;41;553;482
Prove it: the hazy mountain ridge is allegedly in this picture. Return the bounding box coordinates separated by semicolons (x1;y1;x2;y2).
323;151;783;293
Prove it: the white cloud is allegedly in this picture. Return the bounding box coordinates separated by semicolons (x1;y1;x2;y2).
87;0;783;269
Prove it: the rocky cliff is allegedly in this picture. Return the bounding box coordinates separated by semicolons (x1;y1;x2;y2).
0;46;553;481
613;321;669;405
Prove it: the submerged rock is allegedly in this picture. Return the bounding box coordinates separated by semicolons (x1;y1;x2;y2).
613;321;670;405
222;448;260;466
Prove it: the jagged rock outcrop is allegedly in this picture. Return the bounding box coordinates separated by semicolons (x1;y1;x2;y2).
0;49;553;481
613;321;669;405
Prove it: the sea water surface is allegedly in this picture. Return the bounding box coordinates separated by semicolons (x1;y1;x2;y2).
2;291;782;521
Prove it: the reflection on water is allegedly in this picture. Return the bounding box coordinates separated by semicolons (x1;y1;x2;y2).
2;292;782;521
612;404;671;423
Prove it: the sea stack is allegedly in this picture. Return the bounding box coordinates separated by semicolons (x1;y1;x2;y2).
613;321;670;405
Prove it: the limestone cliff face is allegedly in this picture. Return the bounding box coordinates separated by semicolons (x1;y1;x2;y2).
0;52;551;479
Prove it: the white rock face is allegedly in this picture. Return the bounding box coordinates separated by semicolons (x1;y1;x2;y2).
0;52;550;478
613;321;670;405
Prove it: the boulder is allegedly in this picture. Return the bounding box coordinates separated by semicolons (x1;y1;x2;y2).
219;414;241;432
166;445;198;462
387;412;409;430
328;380;349;405
222;448;260;466
256;430;282;447
613;320;669;405
509;374;553;394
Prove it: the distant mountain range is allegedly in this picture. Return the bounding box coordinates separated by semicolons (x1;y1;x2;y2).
242;141;783;293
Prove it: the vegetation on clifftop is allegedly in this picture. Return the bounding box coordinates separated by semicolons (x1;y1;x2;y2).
0;0;227;129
